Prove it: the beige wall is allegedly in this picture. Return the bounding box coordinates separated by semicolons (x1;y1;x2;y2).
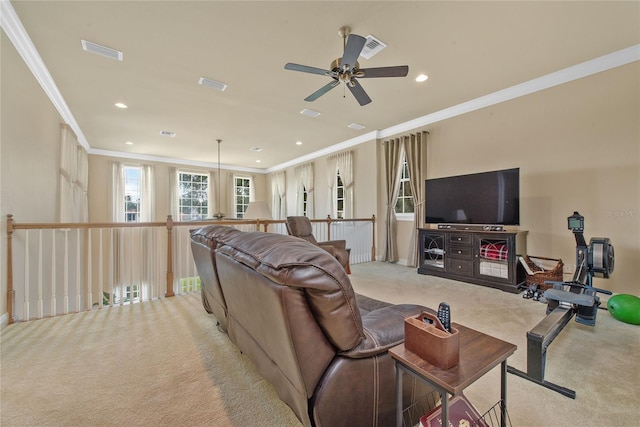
1;33;64;322
378;62;639;294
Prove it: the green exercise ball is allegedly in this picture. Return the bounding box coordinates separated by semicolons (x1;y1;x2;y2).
607;294;640;325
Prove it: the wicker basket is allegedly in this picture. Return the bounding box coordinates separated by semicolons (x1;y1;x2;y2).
522;255;564;290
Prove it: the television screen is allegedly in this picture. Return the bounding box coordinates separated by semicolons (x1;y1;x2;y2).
425;168;520;226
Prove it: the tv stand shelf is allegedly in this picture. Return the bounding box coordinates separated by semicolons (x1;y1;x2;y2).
418;229;527;293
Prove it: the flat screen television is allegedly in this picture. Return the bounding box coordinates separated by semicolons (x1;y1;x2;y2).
425;168;520;226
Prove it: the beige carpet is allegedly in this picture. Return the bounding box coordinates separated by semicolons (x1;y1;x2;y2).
1;262;639;426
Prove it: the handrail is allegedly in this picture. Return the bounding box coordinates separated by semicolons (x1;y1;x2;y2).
5;214;376;323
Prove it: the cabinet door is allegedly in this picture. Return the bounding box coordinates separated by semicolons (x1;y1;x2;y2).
420;231;445;270
476;235;513;282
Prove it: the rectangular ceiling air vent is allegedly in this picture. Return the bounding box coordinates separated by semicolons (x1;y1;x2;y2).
160;131;176;137
348;123;365;130
300;109;321;118
360;35;387;59
198;77;228;91
81;39;123;61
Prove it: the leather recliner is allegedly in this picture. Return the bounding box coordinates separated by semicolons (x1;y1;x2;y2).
190;225;437;427
286;216;351;272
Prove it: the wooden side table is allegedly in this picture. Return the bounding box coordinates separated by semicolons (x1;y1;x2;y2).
390;323;517;427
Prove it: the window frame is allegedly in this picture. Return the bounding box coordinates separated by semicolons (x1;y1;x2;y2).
335;172;345;219
123;165;141;223
395;152;415;222
177;170;209;221
233;175;253;219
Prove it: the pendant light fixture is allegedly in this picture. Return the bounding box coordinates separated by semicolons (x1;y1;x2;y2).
213;139;225;220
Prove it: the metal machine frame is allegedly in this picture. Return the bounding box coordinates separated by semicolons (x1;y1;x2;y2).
507;212;614;398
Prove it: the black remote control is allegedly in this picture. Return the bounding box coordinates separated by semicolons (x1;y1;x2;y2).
437;302;451;333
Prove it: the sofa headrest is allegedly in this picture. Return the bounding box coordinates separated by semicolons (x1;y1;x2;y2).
190;224;243;248
209;226;365;350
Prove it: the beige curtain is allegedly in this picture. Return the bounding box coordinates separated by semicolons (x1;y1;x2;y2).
382;138;403;262
294;163;314;216
325;155;338;217
59;124;88;222
327;151;353;218
335;151;354;218
405;131;428;267
271;170;287;219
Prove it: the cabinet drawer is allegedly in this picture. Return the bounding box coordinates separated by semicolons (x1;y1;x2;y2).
446;258;474;277
449;233;473;245
448;244;473;259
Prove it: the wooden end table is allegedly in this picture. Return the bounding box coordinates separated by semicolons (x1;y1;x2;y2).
389;323;517;427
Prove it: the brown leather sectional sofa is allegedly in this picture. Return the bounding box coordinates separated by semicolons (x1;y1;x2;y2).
190;225;437;427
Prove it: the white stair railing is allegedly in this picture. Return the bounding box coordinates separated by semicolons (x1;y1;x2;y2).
5;215;375;323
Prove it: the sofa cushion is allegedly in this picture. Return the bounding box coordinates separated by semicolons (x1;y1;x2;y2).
190;225;244;331
215;229;365;351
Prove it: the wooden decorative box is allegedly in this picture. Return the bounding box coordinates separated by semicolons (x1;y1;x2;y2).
404;311;459;369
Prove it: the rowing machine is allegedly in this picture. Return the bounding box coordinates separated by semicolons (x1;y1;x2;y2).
507;212;613;398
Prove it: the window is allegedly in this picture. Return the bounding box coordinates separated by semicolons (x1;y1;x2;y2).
112;285;141;305
302;186;308;217
124;166;141;222
395;154;415;216
234;176;252;218
336;173;344;219
178;171;209;221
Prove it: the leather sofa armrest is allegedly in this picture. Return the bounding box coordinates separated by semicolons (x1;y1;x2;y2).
317;243;338;256
319;239;347;250
339;304;436;359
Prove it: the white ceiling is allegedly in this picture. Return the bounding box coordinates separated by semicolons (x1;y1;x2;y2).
5;1;640;172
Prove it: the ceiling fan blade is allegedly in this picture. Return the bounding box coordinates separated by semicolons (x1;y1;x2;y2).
347;79;372;106
304;80;340;102
341;34;366;70
357;65;409;78
285;63;331;76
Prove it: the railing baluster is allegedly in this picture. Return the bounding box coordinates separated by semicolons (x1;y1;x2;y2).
51;230;56;317
63;230;69;315
98;229;104;308
87;229;92;310
37;230;43;319
75;229;81;312
23;230;30;321
108;228;114;307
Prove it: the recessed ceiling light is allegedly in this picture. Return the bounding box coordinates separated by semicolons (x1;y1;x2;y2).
296;141;303;145
125;141;133;145
300;109;321;118
160;131;176;137
256;160;262;163
115;102;128;109
348;123;365;130
416;74;429;82
250;147;263;152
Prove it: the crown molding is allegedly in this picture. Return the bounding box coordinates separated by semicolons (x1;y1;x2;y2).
0;0;90;151
379;44;640;140
89;148;263;174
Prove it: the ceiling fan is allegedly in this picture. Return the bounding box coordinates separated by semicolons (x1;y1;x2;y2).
284;26;409;106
